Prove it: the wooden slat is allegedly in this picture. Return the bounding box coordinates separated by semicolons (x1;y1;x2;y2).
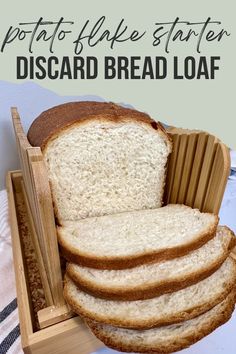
177;133;198;204
185;133;208;207
11;107;65;308
164;134;180;204
12;108;53;306
202;142;230;213
21;181;53;305
6;172;33;350
193;135;218;211
38;305;74;329
168;133;188;204
30;160;64;306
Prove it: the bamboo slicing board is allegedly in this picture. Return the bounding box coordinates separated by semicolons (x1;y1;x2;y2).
9;108;231;347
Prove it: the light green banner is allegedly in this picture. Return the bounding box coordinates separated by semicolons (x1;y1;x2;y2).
0;0;235;148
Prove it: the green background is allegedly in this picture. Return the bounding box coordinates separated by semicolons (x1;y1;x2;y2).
0;0;235;148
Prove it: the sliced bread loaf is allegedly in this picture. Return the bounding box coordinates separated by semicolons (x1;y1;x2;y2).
86;289;236;354
67;226;235;300
64;257;236;329
27;102;172;223
58;204;218;269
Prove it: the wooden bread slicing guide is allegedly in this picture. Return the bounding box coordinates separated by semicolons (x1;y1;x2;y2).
7;108;231;354
165;127;230;214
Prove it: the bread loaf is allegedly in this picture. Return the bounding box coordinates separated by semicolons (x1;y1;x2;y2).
27;102;172;223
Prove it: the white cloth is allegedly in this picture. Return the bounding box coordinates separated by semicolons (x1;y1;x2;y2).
0;190;22;354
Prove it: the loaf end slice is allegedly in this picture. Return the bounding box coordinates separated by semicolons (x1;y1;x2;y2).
86;289;236;353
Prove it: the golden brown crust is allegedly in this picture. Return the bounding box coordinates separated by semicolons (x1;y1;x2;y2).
27;101;172;151
86;290;236;353
63;264;236;329
58;216;219;270
66;232;235;301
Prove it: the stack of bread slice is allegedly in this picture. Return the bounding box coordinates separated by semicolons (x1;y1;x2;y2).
61;207;236;353
27;102;236;353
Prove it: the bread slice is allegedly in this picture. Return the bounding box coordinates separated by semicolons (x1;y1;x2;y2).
86;289;236;353
67;226;235;300
64;257;236;329
27;102;172;223
58;204;218;269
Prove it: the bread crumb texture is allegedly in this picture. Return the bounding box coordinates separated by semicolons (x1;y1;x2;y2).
44;120;171;221
59;205;217;257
